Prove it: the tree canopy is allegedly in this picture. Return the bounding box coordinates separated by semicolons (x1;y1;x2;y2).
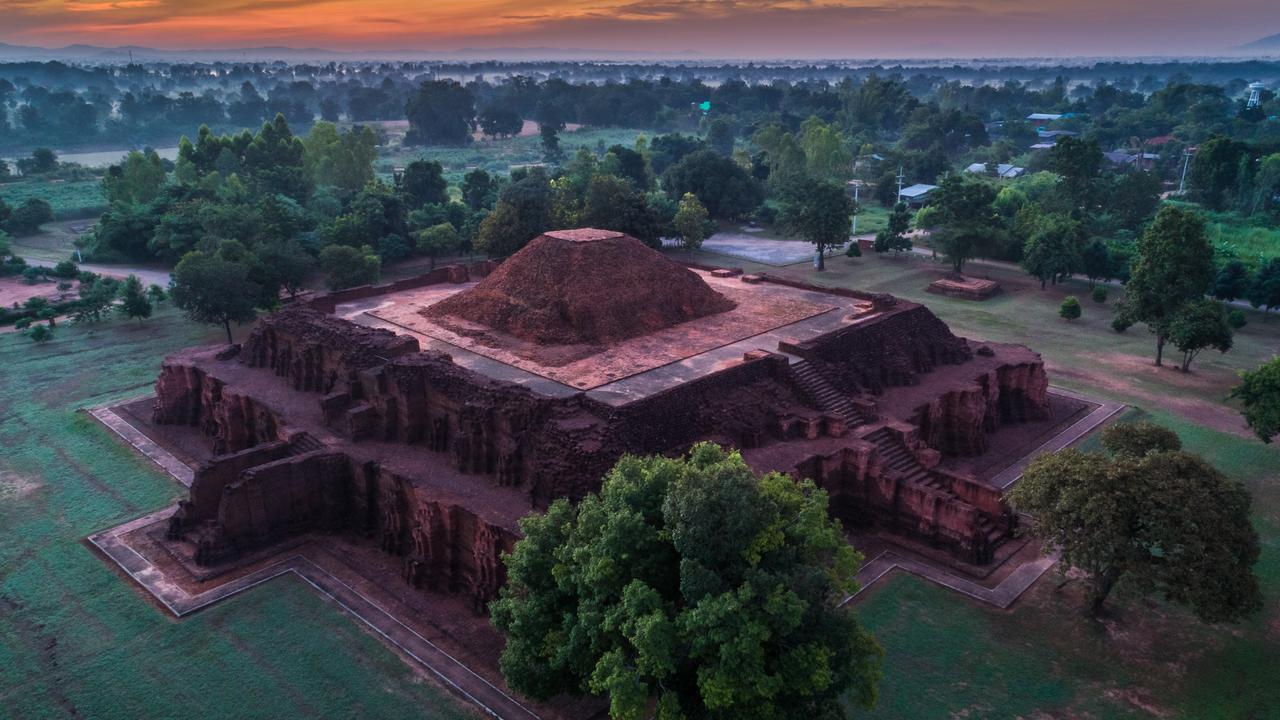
1115;206;1215;366
169;250;261;344
1009;422;1262;622
1231;357;1280;444
490;443;882;720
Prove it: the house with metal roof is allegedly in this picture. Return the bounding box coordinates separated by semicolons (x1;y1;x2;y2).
964;162;1025;179
898;183;938;207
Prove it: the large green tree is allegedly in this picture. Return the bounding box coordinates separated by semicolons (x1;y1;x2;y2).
873;202;912;255
169;251;261;344
1009;422;1262;621
1046;137;1102;213
102;149;167;206
1231;357;1280;443
662;150;764;221
490;443;882;720
778;177;856;271
1116;206;1215;366
404;80;475;146
1166;298;1233;372
1020;214;1083;289
580;174;663;247
673;192;712;255
927;174;999;273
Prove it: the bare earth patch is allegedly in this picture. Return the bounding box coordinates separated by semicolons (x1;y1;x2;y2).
1047;352;1253;437
0;468;42;499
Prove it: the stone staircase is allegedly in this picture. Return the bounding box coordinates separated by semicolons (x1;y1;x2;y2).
287;432;325;456
789;359;869;427
863;425;1005;549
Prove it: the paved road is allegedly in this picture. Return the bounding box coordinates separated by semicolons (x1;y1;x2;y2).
78;263;172;287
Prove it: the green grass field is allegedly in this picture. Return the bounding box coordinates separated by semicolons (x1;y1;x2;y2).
0;308;475;719
0;179;107;220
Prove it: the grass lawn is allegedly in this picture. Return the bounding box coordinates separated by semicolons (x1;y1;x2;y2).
0;308;476;719
681;247;1280;718
0;179;107;220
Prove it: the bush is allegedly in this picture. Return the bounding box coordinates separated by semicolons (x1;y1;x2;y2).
845;241;862;258
27;323;53;343
14;317;32;330
1091;285;1108;303
52;259;79;279
320;244;381;290
1111;314;1132;332
1228;309;1248;329
1059;296;1082;321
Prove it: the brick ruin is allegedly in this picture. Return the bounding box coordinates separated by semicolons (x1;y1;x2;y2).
153;229;1050;611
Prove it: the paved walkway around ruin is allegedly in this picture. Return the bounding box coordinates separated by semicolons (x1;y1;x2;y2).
85;399;194;486
86;385;1122;709
990;387;1126;490
84;405;542;720
841;549;1061;610
840;386;1123;609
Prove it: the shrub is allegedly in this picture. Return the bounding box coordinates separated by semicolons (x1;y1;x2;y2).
52;260;79;279
845;241;862;257
1227;309;1248;329
1059;295;1082;321
1091;285;1108;303
27;323;53;343
14;317;32;330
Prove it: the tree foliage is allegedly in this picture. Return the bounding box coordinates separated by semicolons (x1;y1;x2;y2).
404;80;475;146
1115;206;1215;366
319;244;380;290
490;443;882;720
169;250;261;343
662;150;764;221
116;274;153;321
778;177;856;272
1009;422;1262;622
1231;357;1280;444
1166;299;1233;371
927;175;999;273
673;192;712;254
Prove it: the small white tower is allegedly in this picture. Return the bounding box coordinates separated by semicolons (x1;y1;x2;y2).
1248;82;1265;109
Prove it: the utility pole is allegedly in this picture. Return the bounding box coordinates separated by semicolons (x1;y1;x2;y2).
850;181;860;236
896;165;905;203
1178;147;1195;195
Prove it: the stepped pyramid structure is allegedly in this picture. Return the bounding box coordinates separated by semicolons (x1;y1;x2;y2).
144;228;1054;619
425;229;735;345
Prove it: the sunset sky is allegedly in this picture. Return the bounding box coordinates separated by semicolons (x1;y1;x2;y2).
2;0;1278;58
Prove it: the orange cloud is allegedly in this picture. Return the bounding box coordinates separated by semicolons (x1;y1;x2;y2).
0;0;1273;57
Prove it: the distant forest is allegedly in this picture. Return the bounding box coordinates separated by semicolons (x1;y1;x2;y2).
1;58;1278;152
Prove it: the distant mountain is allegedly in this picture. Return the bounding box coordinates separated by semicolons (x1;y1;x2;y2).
0;41;697;63
1239;33;1280;52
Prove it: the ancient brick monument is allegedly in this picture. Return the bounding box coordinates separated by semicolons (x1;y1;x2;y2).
153;229;1049;611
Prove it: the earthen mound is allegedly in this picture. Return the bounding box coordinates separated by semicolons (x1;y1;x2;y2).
424;229;736;345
